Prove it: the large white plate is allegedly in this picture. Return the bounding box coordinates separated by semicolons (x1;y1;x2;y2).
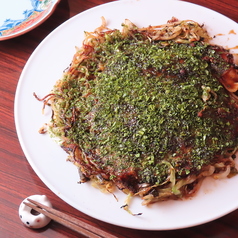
0;0;60;41
15;0;238;230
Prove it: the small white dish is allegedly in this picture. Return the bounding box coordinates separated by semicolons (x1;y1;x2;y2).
0;0;60;40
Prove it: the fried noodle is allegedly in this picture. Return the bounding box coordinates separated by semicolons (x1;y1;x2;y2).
36;17;238;206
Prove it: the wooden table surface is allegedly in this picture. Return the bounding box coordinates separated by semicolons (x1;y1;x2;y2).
0;0;238;237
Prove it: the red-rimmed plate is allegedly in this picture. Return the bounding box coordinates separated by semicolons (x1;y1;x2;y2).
0;0;60;40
